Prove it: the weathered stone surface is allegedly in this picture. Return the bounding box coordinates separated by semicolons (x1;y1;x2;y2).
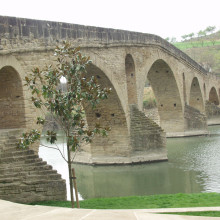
0;129;66;203
184;104;207;132
206;101;220;125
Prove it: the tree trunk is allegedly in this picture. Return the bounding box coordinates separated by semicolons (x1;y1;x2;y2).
67;140;74;208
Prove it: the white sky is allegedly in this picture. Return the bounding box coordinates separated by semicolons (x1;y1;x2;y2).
1;0;220;41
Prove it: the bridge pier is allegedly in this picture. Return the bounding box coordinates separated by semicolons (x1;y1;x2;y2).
162;105;208;137
73;105;167;165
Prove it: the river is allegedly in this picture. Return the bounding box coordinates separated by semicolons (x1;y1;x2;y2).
39;125;220;200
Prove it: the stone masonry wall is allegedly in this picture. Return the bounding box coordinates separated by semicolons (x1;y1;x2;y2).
184;104;207;132
0;66;25;129
205;101;220;125
0;129;66;203
130;105;167;161
0;15;211;77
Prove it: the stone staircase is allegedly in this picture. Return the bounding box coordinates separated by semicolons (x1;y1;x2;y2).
143;107;160;125
130;105;166;152
205;101;220;125
0;129;66;203
184;105;207;130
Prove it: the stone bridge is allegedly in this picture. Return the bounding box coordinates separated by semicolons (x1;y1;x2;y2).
0;15;220;166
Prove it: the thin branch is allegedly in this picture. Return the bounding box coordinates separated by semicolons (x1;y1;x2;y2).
40;143;58;150
54;142;68;163
40;142;68;163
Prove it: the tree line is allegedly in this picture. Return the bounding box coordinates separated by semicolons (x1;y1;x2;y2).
166;26;219;46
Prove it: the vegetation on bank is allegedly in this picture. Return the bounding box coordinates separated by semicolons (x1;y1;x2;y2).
143;87;157;109
166;27;220;74
30;193;220;210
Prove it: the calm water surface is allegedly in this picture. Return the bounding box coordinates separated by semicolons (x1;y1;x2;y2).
39;125;220;200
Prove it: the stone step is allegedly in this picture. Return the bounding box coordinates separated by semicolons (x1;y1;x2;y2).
24;173;62;181
1;149;35;158
0;164;53;175
0;174;62;184
1;158;47;167
0;179;65;189
0;169;58;180
0;177;21;183
0;154;39;163
1;145;20;152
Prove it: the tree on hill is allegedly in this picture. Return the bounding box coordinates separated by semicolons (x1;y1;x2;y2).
17;42;111;208
165;37;170;42
205;26;216;35
181;33;195;48
197;30;207;47
181;34;189;42
170;37;177;43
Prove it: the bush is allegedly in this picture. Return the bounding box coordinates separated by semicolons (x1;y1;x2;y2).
143;99;157;109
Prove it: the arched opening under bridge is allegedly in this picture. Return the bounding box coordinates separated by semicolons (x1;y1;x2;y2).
189;77;204;113
209;87;219;105
83;63;130;157
146;59;183;133
125;54;138;105
0;66;25;129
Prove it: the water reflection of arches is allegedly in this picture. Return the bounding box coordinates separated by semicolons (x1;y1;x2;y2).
209;87;219;105
74;161;203;200
189;77;204;113
125;54;138;105
147;59;183;133
0;66;25;129
84;63;130;157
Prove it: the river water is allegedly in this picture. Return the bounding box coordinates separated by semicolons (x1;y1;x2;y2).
39;125;220;200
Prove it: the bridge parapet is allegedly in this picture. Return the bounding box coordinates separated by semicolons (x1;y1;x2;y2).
0;15;209;76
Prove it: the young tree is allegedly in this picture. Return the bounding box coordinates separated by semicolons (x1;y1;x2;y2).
205;26;216;35
165;37;170;42
181;34;189;42
197;30;207;47
170;37;177;43
17;42;111;208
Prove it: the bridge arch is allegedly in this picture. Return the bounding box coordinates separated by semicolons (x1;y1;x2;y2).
209;87;219;105
189;77;204;112
125;54;138;105
0;66;25;129
147;59;183;133
84;63;130;156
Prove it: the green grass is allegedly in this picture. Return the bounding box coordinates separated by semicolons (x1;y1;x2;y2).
173;40;220;50
163;211;220;217
29;193;220;209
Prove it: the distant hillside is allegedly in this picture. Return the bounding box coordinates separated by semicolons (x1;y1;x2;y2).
173;31;220;75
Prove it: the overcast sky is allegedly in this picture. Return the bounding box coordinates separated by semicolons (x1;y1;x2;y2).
0;0;219;40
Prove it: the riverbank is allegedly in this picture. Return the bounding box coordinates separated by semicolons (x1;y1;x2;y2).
29;193;220;217
2;199;220;220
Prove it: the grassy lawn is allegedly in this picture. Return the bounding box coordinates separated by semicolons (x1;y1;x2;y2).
30;193;220;209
